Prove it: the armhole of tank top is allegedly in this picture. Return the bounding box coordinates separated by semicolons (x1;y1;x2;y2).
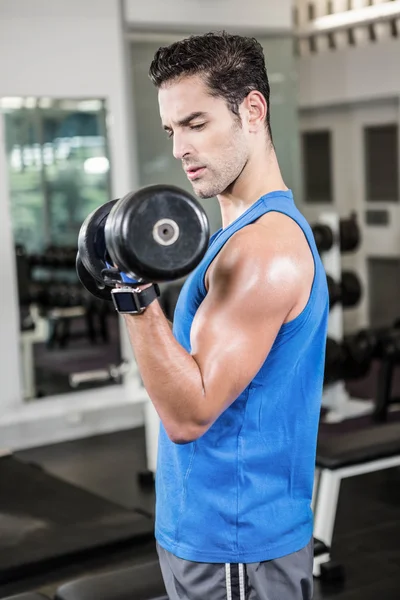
199;204;319;322
280;228;320;334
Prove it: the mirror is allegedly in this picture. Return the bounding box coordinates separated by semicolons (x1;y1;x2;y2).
1;97;122;401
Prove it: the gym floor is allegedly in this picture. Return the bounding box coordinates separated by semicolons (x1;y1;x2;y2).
2;426;400;600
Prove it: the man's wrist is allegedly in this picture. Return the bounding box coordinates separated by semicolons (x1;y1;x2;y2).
112;283;160;315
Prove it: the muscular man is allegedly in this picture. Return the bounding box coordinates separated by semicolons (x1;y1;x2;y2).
123;32;329;599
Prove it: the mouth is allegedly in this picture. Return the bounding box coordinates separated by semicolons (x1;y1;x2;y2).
185;167;206;181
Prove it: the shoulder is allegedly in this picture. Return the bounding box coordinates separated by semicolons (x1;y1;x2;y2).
210;212;312;289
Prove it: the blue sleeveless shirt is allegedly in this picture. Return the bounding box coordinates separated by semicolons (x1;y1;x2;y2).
155;190;329;564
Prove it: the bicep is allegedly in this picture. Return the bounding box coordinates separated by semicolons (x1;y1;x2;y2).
190;258;297;427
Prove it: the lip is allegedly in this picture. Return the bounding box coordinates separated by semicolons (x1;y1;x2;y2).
185;167;206;180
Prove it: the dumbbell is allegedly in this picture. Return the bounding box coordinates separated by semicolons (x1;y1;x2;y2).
76;184;210;301
324;330;375;384
373;328;400;361
312;224;334;253
327;271;362;310
324;337;346;385
339;213;360;253
341;330;375;380
312;213;360;254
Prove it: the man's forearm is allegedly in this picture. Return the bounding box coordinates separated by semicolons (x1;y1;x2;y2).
123;300;206;442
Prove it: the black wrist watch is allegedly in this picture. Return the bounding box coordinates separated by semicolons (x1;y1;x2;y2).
111;284;160;315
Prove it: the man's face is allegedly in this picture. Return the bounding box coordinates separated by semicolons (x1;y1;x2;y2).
159;75;250;199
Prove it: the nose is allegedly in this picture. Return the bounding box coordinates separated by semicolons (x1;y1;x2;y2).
172;132;191;161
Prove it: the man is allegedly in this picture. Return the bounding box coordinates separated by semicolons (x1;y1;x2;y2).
123;32;329;599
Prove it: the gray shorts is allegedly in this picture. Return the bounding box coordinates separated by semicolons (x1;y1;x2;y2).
156;537;314;600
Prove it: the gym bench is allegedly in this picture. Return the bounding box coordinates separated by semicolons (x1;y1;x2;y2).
54;560;167;600
312;419;400;578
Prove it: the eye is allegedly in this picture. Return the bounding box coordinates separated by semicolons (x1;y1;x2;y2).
166;130;174;139
190;123;205;131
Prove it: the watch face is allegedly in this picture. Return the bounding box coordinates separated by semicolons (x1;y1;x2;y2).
113;291;138;313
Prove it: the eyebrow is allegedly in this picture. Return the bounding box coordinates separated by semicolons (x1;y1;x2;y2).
163;111;208;131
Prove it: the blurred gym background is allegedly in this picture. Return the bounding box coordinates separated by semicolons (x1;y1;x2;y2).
0;1;400;599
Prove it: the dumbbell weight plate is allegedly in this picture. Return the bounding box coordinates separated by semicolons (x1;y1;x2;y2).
78;199;119;284
105;185;210;282
76;253;112;302
324;337;346;385
312;224;334;253
339;214;360;253
341;271;362;308
326;275;341;310
342;331;373;380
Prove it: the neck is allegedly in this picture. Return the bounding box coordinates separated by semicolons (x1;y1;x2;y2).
217;144;288;229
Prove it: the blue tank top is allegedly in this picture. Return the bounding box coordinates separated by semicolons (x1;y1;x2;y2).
155;190;329;564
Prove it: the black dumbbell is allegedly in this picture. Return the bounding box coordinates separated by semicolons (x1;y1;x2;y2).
341;330;375;380
324;337;347;385
104;185;210;282
76;253;113;302
313;213;360;255
327;271;362;310
341;271;362;308
326;275;341;310
374;328;400;361
339;213;360;253
76;185;210;301
312;224;334;253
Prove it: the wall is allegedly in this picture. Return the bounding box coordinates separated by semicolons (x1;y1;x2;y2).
298;40;400;332
0;0;146;450
124;0;292;34
298;39;400;109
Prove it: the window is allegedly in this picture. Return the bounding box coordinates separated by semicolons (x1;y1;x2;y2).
364;124;399;202
302;130;333;203
1;97;111;254
1;97;118;400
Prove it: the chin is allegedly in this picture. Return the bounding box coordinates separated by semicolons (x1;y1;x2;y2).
193;184;221;200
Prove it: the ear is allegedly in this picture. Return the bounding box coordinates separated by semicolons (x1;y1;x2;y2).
244;90;267;133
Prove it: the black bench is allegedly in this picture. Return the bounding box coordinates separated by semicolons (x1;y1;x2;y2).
312;420;400;576
55;560;167;600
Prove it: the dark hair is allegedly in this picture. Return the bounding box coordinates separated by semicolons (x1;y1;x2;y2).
149;31;272;140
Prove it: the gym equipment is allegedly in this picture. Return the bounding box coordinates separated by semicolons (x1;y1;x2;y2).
327;271;362;310
312;223;334;253
313;420;400;579
341;330;375;380
371;327;400;422
55;560;167;600
76;253;112;302
338;213;360;253
324;337;346;385
326;275;341;309
316;212;372;423
340;271;362;308
105;185;210;282
323;327;386;385
312;213;360;255
0;455;153;584
78;199;118;287
77;185;210;301
28;246;77;269
0;595;50;600
69;360;131;388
